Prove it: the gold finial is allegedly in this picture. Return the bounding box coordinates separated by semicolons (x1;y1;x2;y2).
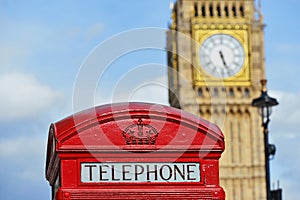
261;79;267;92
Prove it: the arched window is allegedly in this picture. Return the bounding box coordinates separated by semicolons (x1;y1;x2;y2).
217;4;221;17
229;88;234;97
244;88;250;98
198;88;203;97
201;5;206;17
209;3;214;17
224;5;229;17
194;3;199;17
232;5;237;17
240;5;245;17
213;88;219;97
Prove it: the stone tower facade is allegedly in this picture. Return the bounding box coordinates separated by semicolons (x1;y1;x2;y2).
167;0;267;199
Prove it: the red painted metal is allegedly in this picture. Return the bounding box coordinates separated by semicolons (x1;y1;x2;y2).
45;102;225;199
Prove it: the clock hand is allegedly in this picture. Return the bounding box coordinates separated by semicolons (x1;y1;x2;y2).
219;51;228;69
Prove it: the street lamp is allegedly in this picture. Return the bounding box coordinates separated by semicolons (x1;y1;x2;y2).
252;79;279;200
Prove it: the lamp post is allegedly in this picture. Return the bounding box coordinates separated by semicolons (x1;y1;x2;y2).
252;79;279;200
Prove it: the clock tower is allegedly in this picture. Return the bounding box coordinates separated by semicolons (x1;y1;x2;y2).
168;0;267;199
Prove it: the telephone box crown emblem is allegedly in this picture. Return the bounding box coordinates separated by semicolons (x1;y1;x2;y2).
122;118;158;145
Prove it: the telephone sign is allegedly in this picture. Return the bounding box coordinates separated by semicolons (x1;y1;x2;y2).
45;102;225;199
81;162;200;183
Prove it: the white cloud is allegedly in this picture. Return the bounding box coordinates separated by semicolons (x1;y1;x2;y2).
269;90;300;134
0;135;45;158
0;135;47;181
95;74;169;106
0;19;54;69
276;43;300;55
87;23;104;41
126;76;169;105
0;43;29;69
0;73;64;121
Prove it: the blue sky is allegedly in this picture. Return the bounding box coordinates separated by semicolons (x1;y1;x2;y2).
0;0;299;199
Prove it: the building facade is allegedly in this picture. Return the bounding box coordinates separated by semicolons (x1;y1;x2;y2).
167;0;267;199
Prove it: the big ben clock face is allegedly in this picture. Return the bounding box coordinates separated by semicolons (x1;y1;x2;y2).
199;34;245;78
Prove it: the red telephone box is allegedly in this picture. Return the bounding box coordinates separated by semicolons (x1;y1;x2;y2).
45;102;225;199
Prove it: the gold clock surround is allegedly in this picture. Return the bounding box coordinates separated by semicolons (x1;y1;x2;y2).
192;24;251;87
